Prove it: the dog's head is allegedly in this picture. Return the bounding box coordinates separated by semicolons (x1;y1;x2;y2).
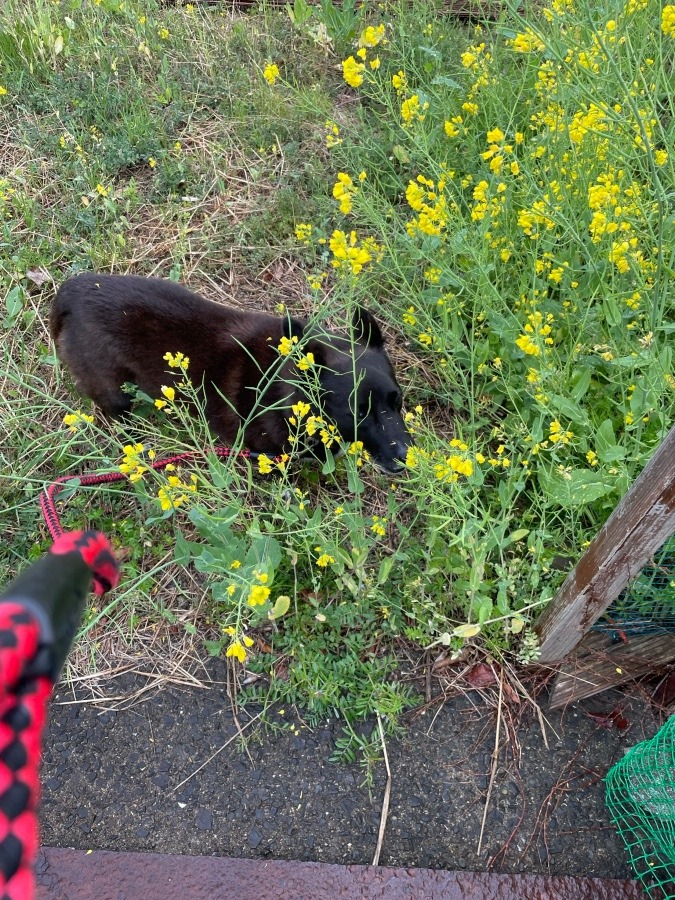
298;308;411;474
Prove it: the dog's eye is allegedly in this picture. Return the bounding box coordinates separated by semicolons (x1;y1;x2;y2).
389;391;402;411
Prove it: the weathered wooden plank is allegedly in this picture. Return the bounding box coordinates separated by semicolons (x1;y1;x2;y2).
536;425;675;662
549;632;675;709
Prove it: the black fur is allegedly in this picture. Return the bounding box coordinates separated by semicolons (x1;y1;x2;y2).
51;274;410;472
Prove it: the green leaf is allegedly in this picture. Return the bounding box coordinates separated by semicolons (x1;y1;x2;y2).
431;75;462;90
547;393;588;425
321;449;336;475
570;367;592;401
602;294;622;327
347;465;365;494
392;144;411;164
269;595;291;619
538;468;614;508
5;285;23;323
507;528;530;545
595;419;625;462
453;623;481;639
377;556;394;585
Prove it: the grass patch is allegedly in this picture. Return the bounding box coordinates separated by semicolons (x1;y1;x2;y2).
1;0;674;750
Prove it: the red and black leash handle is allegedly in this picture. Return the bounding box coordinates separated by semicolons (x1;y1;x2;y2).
40;447;255;541
0;532;120;899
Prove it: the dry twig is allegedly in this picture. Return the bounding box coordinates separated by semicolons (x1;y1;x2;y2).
372;714;392;867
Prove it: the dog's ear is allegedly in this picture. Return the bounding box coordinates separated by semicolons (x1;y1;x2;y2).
283;316;306;341
352;306;384;349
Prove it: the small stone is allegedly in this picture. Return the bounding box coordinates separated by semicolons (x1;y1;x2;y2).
248;826;263;849
195;809;213;831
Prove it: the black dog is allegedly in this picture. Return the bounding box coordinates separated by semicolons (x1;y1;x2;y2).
51;274;410;473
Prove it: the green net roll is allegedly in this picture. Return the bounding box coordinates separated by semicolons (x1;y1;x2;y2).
606;715;675;898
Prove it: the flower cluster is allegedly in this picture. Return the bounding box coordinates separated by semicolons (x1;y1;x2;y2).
329;229;382;275
63;410;94;433
263;63;280;85
164;350;190;371
405;175;449;238
157;470;198;512
332;172;357;214
119;443;150;482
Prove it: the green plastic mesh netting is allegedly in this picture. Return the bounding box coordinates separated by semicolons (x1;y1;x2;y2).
594;532;675;638
605;714;675;898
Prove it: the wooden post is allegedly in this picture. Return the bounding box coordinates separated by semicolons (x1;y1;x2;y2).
536;425;675;662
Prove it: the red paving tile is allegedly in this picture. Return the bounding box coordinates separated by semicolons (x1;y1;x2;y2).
35;848;645;899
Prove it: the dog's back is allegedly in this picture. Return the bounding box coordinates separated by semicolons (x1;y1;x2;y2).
51;273;298;447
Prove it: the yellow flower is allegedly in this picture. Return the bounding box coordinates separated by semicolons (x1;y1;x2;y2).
163;351;190;370
586;450;598;466
329;230;379;275
258;454;274;475
359;24;385;47
444;120;460;138
401;95;428;124
392;71;407;93
63;411;95;433
661;5;675;37
462;102;479;115
291;401;311;419
655;149;668;166
296;353;315;371
549;419;574;444
325;120;341;148
263;63;280;85
248;585;271;607
295;222;313;243
0;86;7;96
486;127;505;143
342;56;365;88
510;29;545;52
95;183;110;197
370;57;381;70
278;335;299;356
333;172;356;214
356;47;367;61
226;641;247;663
160;385;175;402
316;553;335;568
516;334;540;357
371;516;387;537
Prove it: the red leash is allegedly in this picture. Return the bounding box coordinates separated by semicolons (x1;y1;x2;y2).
40;447;255;540
0;532;121;899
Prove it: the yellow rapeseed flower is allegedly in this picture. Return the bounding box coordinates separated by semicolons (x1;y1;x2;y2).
359;24;385;47
248;585;271;607
296;353;315;371
263;64;280;85
226;641;247;663
661;5;675;37
342;56;365;88
258;454;274;474
278;335;299;356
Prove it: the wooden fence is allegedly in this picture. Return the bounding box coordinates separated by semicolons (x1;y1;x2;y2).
535;425;675;707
